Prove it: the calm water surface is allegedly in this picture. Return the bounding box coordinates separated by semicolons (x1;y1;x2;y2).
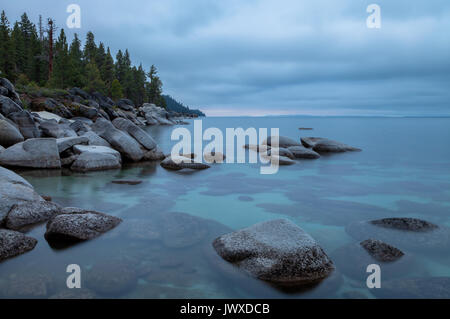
1;116;450;298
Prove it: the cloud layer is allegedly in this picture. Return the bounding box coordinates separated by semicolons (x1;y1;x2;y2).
4;0;450;115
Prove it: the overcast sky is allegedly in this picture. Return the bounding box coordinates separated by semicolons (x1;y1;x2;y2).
3;0;450;116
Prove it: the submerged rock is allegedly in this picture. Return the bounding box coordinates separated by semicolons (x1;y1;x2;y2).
360;239;404;262
160;155;210;170
86;260;138;296
243;144;270;153
372;277;450;299
213;219;334;286
45;208;122;244
346;218;450;252
0;229;37;262
161;212;208;248
5;201;62;231
301;137;361;153
287;145;320;159
262;136;301;148
0;138;61;169
111;180;142;185
370;217;438;232
142;147;166;161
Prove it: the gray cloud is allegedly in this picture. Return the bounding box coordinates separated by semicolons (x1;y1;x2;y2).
3;0;450;115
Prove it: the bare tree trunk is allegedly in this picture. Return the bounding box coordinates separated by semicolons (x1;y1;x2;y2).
47;19;54;80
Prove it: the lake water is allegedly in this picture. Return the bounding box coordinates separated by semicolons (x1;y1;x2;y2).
1;116;450;298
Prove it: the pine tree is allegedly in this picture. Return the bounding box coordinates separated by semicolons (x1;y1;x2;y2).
68;33;84;87
84;61;106;94
83;31;97;64
111;78;123;100
101;47;115;95
49;28;70;88
0;11;15;80
146;64;165;107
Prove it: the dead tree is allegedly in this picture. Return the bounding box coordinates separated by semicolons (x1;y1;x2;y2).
46;18;55;80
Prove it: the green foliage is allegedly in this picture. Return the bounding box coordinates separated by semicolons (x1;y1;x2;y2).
0;11;198;112
163;95;205;116
84;61;106;94
111;78;123;100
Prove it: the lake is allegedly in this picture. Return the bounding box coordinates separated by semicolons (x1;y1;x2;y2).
1;116;450;298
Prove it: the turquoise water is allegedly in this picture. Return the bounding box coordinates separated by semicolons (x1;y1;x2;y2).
1;116;450;298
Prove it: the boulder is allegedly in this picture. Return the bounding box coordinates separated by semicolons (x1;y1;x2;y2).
370;217;438;232
243;144;270;153
0;229;37;262
160;155;210;170
41;98;73;118
91;118;144;161
360;239;404;262
56;136;89;153
266;155;296;165
213;219;334;286
111;180;142;185
81;131;111;147
69;119;91;135
8;110;40;139
287;146;321;159
39;119;76;138
203;151;226;163
0;166;43;224
0;138;61;169
140;104;175;125
267;147;294;159
71;145;121;172
68;87;90;100
45;208;122;243
142;147;166;161
5;201;62;231
0;95;22;116
69;103;98;120
346;218;450;251
301;137;361;153
262;136;301;148
112;117;157;150
0;118;24;147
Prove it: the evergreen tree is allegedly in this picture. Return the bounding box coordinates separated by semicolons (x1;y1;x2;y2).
101;47;115;95
84;61;106;93
49;28;70;88
146;64;165;108
111;78;123;100
0;11;15;80
83;31;97;64
68;33;84;87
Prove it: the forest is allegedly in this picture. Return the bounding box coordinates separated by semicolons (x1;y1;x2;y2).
0;11;167;108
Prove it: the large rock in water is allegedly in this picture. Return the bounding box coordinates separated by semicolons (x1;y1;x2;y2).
5;201;62;231
0;118;24;147
262;136;301;148
0;229;37;262
0;166;43;225
0;138;61;168
301;137;361;153
160;155;210;170
287;145;320;159
71;145;121;172
112;117;157;150
346;218;450;252
360;239;404;262
212;219;334;286
45;207;122;244
91;118;144;161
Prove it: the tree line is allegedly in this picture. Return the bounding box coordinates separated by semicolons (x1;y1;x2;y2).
0;11;166;107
